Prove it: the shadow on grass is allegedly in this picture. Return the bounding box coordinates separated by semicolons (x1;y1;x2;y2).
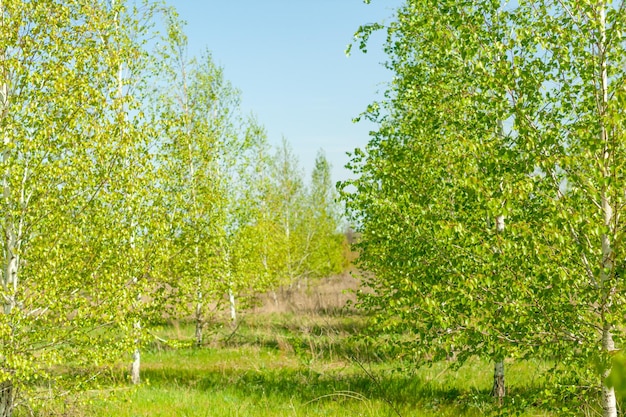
215;315;391;363
141;315;570;416
140;359;548;415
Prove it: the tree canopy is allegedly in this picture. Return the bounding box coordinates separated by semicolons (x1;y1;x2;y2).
342;1;626;414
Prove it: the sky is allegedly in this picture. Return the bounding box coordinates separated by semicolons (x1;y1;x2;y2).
163;0;402;183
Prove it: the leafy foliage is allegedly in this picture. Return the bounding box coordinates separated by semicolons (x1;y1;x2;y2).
343;0;626;413
0;0;163;412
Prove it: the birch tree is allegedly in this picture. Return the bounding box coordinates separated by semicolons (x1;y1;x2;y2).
303;150;344;279
0;0;160;414
268;139;308;287
153;16;232;345
152;14;277;337
107;0;161;386
344;0;626;414
344;0;528;363
223;123;277;324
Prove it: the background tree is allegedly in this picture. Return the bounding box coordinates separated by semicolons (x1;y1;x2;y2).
227;141;347;314
151;13;281;334
268;138;309;288
224;124;279;323
303;150;344;280
152;14;235;345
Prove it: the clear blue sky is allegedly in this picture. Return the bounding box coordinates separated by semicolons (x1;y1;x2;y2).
163;0;402;183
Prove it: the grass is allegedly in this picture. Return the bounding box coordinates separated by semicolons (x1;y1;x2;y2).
60;313;566;417
8;275;610;416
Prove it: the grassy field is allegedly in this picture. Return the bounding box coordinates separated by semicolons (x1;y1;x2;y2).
20;277;608;416
63;312;581;417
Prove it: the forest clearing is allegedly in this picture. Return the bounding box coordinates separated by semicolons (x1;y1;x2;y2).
59;276;567;417
4;0;626;416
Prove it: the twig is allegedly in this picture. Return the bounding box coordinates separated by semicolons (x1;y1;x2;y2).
303;390;368;406
223;319;242;344
350;355;404;417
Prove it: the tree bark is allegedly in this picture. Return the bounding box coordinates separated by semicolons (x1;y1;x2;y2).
602;325;617;417
492;360;505;405
194;289;203;347
600;194;616;417
0;381;13;417
131;286;141;385
193;242;203;347
228;287;237;327
130;348;140;385
598;4;617;416
492;214;506;405
0;12;15;410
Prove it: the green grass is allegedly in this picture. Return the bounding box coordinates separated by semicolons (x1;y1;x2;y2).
86;348;482;417
63;313;565;417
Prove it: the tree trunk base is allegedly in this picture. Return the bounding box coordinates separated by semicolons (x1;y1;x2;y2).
492;360;505;406
131;349;140;385
195;320;203;348
0;381;13;417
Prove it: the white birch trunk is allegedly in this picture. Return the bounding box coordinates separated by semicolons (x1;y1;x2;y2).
194;282;203;347
228;287;237;327
130;275;141;385
602;323;617;417
128;122;141;384
0;1;15;314
0;153;15;411
600;193;616;417
492;214;505;404
598;5;617;416
285;208;292;283
130;299;141;384
192;240;203;347
224;250;236;327
600;197;616;417
111;3;143;386
130;346;140;385
0;4;15;411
